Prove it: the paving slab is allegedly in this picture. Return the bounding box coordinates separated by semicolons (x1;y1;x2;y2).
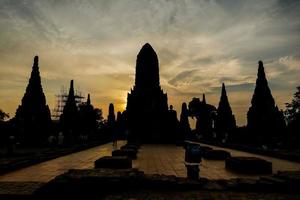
0;142;300;182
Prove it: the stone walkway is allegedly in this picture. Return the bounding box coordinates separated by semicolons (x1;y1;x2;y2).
0;142;125;182
103;190;300;200
133;144;300;179
0;142;300;182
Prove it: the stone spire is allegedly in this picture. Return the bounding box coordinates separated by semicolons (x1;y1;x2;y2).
59;80;79;143
126;43;170;143
22;56;46;106
64;80;77;112
250;61;275;109
202;93;206;104
107;103;116;125
78;93;96;136
15;56;52;145
219;83;232;113
87;93;91;105
215;83;236;140
179;102;191;140
247;61;286;144
135;43;160;90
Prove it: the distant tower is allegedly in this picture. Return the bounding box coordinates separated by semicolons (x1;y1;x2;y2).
202;93;206;104
126;43;171;143
247;61;286;144
52;85;84;120
59;80;79;143
15;56;52;145
215;83;236;141
79;93;96;134
86;93;91;106
179;102;191;141
107;103;116;126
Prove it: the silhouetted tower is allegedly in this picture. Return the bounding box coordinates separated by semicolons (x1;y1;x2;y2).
167;105;179;142
126;43;172;143
52;86;84;120
15;56;52;145
135;43;160;90
179;102;191;141
107;103;116;126
215;83;236;141
107;103;116;139
86;93;91;105
116;111;122;123
247;61;286;145
78;93;96;136
59;80;79;144
202;93;206;104
198;94;213;138
116;111;123;139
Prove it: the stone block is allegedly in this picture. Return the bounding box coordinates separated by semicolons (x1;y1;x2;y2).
112;149;137;159
120;144;139;152
225;156;272;174
203;150;231;160
201;146;213;154
94;156;132;169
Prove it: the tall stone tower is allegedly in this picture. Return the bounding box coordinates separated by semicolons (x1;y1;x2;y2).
107;103;116;128
247;61;286;144
15;56;52;145
215;83;236;141
126;43;171;143
179;102;191;141
59;80;79;144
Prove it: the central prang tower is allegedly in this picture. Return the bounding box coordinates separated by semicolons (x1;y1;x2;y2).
126;43;174;143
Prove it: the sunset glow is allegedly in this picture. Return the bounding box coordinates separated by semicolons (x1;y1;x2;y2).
0;0;299;125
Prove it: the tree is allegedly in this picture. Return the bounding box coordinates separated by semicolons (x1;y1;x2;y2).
0;109;9;121
285;86;300;125
285;86;300;147
0;109;9;144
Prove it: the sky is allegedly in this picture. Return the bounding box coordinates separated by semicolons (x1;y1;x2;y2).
0;0;299;126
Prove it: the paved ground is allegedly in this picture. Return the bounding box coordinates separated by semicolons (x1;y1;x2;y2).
0;141;300;182
133;144;300;179
0;141;125;182
103;190;300;200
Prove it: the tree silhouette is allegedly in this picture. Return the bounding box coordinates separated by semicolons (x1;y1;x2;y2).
285;86;300;125
215;83;236;142
0;109;9;121
0;109;9;146
285;86;300;147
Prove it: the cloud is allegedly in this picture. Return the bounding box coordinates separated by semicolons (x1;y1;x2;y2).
168;69;198;87
211;83;255;93
0;0;299;125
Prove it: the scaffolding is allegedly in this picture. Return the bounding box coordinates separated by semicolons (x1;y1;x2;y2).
52;86;85;120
